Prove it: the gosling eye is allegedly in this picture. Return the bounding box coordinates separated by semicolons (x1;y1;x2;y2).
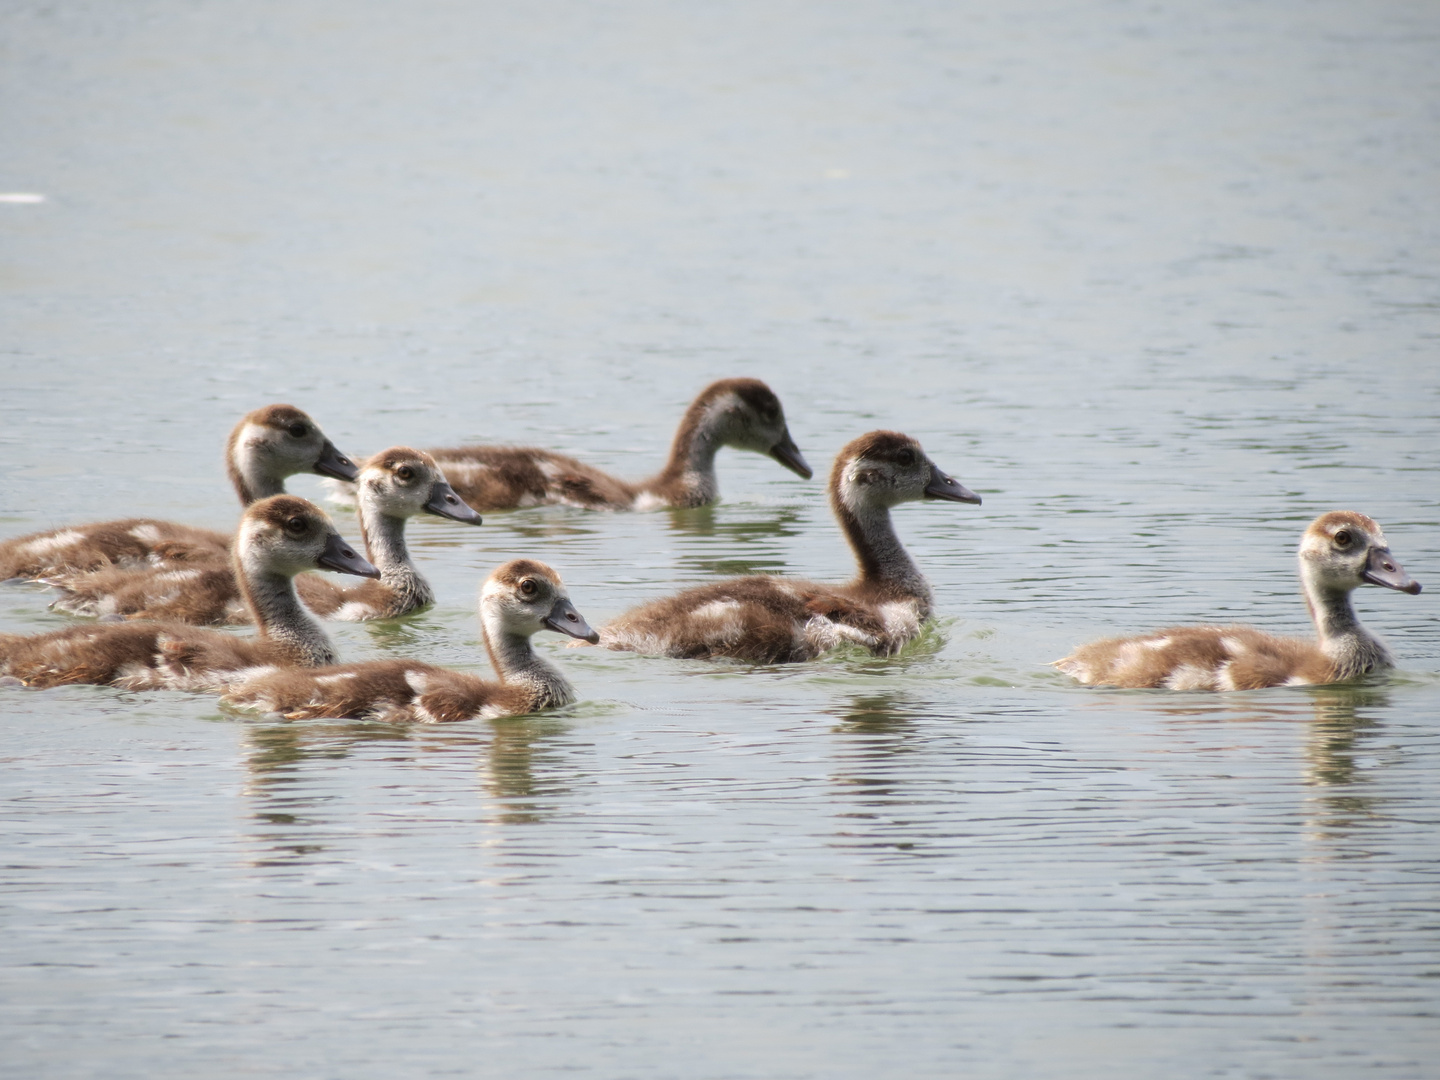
1333;530;1353;548
896;449;916;467
287;422;309;439
519;579;538;596
284;516;308;536
395;465;415;482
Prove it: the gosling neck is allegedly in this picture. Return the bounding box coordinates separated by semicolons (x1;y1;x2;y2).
1303;575;1392;679
358;503;432;611
643;402;726;506
834;492;931;609
233;549;338;666
480;612;577;711
226;434;289;506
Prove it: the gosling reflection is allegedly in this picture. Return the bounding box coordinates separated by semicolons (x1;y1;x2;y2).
480;714;573;824
1143;683;1394;835
1304;685;1391;823
667;504;805;577
828;692;925;821
240;720;486;863
361;613;440;651
488;513;602;544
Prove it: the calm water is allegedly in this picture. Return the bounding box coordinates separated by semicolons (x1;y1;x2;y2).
2;1;1438;1076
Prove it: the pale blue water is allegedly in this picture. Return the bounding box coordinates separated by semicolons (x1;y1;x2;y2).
2;1;1438;1076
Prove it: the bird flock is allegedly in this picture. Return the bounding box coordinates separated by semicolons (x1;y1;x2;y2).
0;379;1423;721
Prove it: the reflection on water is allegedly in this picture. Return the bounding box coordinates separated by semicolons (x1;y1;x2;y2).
827;692;936;856
241;720;488;862
830;690;922;744
666;504;806;577
486;512;605;545
360;612;445;651
481;715;575;825
1303;685;1392;833
244;721;392;862
664;503;804;540
2;0;1438;1074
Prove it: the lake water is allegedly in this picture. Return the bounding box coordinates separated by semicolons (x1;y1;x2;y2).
2;1;1438;1076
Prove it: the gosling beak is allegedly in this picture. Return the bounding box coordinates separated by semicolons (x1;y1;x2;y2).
767;431;813;479
312;440;360;482
1363;547;1421;594
316;532;381;578
924;464;982;504
543;596;600;643
424;480;483;525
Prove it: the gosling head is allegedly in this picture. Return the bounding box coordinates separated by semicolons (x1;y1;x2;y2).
693;378;812;479
236;495;380;580
831;430;981;515
1300;511;1421;596
481;559;599;643
358;447;483;525
228;404;359;485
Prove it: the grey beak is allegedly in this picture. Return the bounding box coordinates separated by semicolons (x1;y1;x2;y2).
924;464;982;504
1363;546;1421;594
312;440;360;482
543;596;600;643
424;480;483;525
767;431;813;479
316;532;381;578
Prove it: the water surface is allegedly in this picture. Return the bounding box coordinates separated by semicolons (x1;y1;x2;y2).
2;1;1438;1076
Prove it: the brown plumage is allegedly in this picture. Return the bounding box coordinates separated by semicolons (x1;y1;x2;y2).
1055;511;1422;690
596;431;982;663
222;559;598;721
331;378;811;513
0;405;358;581
0;496;378;692
46;448;481;625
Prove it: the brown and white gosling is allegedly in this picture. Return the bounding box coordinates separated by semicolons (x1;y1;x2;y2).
220;559;597;721
0;404;359;581
46;448;482;625
594;430;981;663
1054;511;1422;690
339;377;812;512
0;496;378;692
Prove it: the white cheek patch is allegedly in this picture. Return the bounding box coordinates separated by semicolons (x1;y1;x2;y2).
838;463;869;514
701;392;743;430
236;423;270;456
